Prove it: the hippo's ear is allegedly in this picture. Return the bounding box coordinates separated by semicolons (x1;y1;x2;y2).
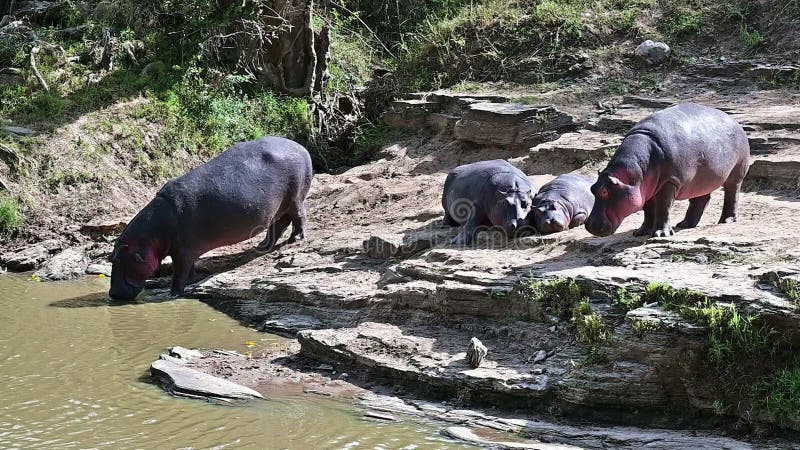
607;175;626;187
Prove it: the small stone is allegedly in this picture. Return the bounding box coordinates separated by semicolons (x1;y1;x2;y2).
169;346;204;361
635;40;671;66
533;350;547;364
466;337;488;368
81;218;128;236
85;263;111;276
548;326;557;333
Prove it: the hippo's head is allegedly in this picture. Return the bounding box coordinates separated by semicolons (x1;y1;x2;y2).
488;187;533;235
529;200;569;235
108;240;161;300
585;172;644;237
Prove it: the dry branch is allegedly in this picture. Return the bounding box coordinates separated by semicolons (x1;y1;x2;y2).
29;46;49;92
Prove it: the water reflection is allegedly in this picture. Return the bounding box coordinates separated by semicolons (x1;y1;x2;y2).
0;274;472;449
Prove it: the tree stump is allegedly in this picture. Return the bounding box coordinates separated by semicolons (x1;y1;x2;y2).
202;0;330;97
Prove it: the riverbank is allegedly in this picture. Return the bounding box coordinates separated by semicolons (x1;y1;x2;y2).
4;67;800;446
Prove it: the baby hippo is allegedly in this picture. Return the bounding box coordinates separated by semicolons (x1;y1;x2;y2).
585;103;750;238
528;174;595;235
442;160;534;245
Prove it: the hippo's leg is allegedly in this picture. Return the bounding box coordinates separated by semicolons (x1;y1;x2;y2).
720;159;747;223
569;212;587;229
451;217;480;246
286;200;307;244
633;199;656;237
650;183;677;237
256;214;291;251
676;194;711;229
170;251;199;297
442;211;459;227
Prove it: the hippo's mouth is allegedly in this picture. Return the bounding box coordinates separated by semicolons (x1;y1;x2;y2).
109;276;145;301
604;209;622;234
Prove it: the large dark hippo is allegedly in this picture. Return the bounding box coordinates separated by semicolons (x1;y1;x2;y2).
109;137;313;300
528;174;594;235
585;103;750;238
442;160;534;245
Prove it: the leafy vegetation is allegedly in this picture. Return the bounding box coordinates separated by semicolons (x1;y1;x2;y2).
751;364;800;426
632;319;662;337
517;277;590;320
611;287;643;311
0;195;24;237
776;277;800;303
574;300;609;344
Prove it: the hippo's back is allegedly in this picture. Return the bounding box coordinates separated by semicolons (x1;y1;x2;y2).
628;103;749;159
535;174;594;208
161;137;312;205
445;160;526;194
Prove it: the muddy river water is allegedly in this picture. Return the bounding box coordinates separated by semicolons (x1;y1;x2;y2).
0;274;471;449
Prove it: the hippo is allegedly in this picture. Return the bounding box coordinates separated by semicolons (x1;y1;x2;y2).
528;174;595;235
442;160;534;245
109;137;313;300
585;103;750;238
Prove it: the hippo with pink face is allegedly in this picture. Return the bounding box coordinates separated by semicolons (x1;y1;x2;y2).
585;103;750;238
109;137;313;300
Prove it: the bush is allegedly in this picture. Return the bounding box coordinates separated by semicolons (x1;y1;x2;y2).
0;195;24;237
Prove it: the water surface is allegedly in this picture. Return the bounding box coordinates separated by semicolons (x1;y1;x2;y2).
0;274;470;449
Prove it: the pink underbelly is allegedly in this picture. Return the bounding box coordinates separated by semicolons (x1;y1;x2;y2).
675;179;724;200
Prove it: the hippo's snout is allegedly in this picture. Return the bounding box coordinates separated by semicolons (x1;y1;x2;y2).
538;218;567;235
109;282;143;301
585;215;614;237
109;269;144;301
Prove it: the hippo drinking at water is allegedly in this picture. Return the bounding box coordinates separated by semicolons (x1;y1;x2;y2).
585;103;750;238
442;160;534;245
528;174;595;235
109;137;313;300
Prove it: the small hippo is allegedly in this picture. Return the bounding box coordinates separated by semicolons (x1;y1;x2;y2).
528;174;595;235
442;160;534;245
109;137;313;300
585;103;750;238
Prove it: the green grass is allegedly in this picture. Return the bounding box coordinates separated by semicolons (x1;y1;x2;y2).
752;365;800;426
632;319;661;338
643;281;774;374
740;25;765;51
518;277;589;320
573;300;609;344
611;287;643;311
0;194;24;237
665;8;707;39
776;277;800;303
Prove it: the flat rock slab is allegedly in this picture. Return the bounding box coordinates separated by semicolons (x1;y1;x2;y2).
298;322;559;406
530;129;621;164
442;426;578;450
1;239;62;271
455;103;578;148
150;358;264;402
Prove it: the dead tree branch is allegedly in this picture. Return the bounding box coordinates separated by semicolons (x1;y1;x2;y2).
29;46;49;92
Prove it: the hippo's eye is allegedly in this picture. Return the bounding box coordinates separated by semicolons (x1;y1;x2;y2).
598;187;610;200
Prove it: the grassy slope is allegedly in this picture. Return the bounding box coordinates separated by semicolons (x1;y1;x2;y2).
0;0;797;239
